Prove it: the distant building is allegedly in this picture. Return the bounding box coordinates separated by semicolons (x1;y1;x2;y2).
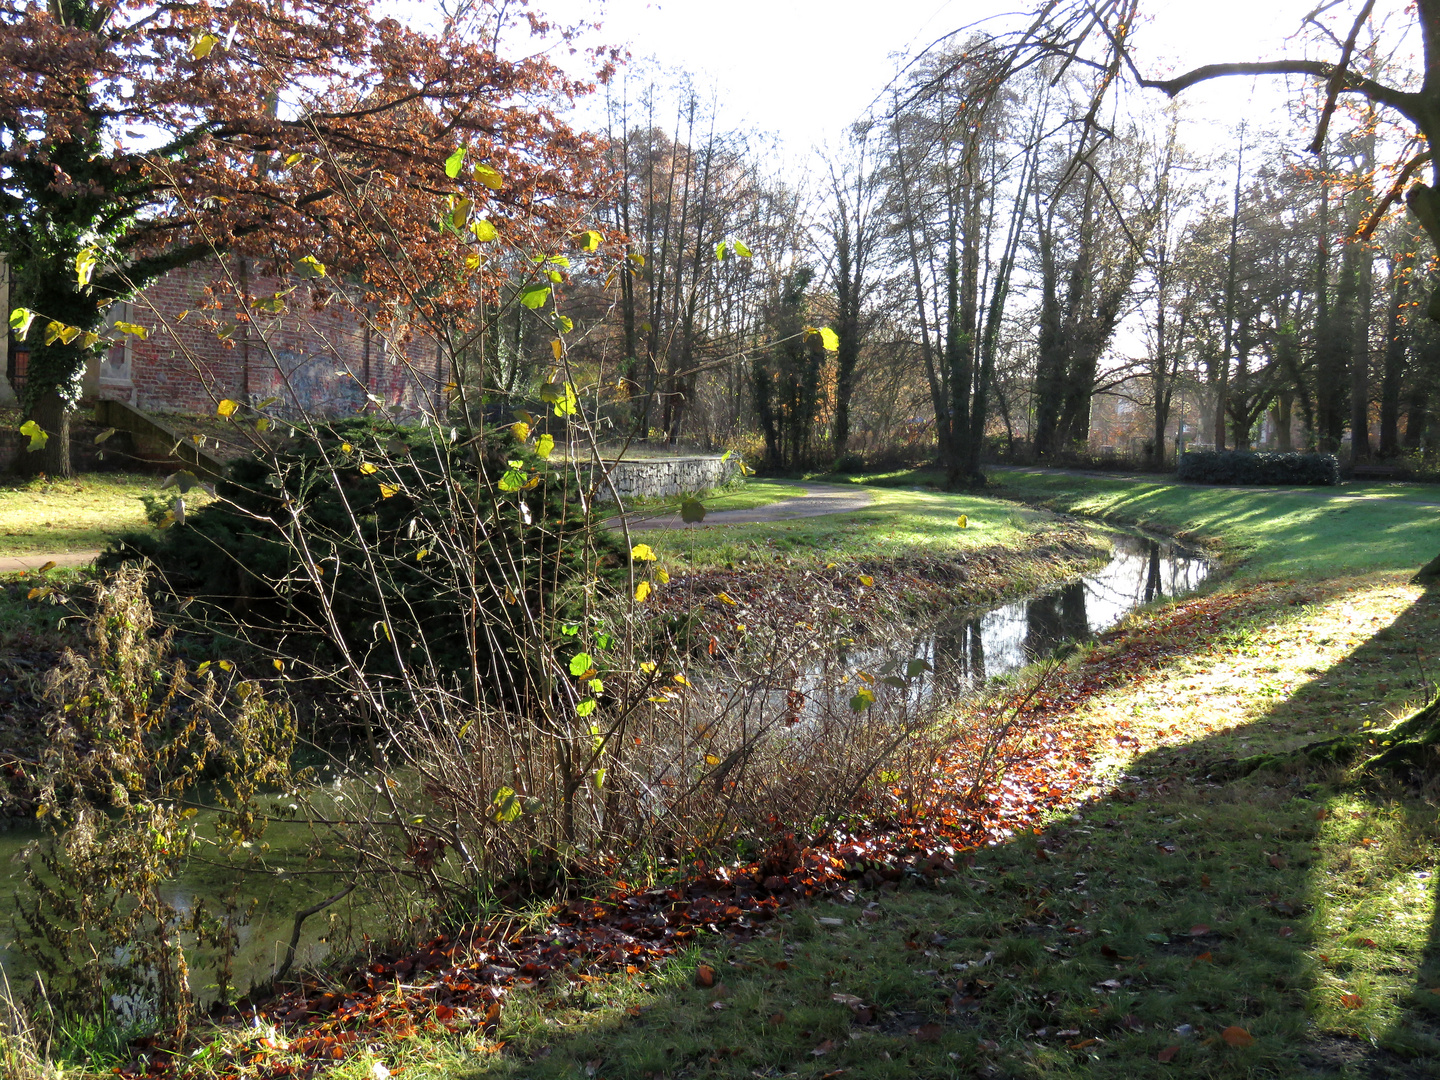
3;257;447;419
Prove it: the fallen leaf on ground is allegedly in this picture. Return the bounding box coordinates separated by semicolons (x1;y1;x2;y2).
1158;1045;1180;1063
1340;994;1363;1009
693;965;715;988
914;1022;944;1042
1221;1026;1255;1047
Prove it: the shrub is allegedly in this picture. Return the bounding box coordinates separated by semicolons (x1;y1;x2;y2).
831;451;866;474
101;417;624;713
1177;450;1341;486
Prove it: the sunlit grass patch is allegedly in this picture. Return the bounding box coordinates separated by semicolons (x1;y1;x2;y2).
0;473;159;556
643;486;1052;572
988;468;1439;578
1308;792;1440;1060
618;479;807;517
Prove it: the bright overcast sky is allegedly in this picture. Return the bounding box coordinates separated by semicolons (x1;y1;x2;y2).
538;0;1350;163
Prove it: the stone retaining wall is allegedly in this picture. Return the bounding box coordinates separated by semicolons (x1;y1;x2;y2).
589;455;738;501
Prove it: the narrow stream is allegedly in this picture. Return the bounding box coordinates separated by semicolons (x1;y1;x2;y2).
833;530;1211;691
0;531;1210;1005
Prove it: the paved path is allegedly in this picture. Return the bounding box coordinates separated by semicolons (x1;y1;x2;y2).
0;549;101;573
616;482;873;532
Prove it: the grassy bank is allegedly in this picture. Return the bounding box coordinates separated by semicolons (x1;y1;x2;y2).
985;468;1437;578
11;471;1440;1079
642;487;1057;573
617;479;806;516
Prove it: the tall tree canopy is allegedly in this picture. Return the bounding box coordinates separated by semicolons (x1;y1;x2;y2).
1;0;609;473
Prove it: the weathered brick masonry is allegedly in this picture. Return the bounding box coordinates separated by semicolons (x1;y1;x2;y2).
92;261;446;418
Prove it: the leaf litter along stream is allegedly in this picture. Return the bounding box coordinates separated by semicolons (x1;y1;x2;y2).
0;534;1217;1077
45;530;1230;1079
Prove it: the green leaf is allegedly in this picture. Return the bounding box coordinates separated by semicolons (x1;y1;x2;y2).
498;463;525;492
733;240;753;258
535;433;555;460
715;241;729;262
680;498;706;524
576;698;598;717
593;767;606;791
556;314;574;333
720;449;732;461
489;786;523;823
161;470;199;494
881;676;908;689
519;284;551;310
9;308;35;340
579;230;602;252
445;146;467;179
114;321;148;339
849;688;875;713
94;428;115;445
553;383;578;418
569;653;594;677
19;420;47;453
547;255;571;268
905;658;933;679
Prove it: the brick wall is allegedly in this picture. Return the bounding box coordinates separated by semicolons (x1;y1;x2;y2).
92;260;447;419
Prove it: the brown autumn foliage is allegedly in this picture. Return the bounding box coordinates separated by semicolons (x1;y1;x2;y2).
0;0;618;470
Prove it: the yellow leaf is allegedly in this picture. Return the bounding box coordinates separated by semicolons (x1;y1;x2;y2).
217;659;234;672
272;658;284;672
536;433;555;460
340;442;354;453
635;580;651;603
551;338;563;361
35;804;48;818
114;321;148;339
630;543;657;562
957;514;968;528
379;483;399;498
858;575;873;587
717;592;737;606
189;32;220;59
705;754;721;766
474;164;504;190
465;252;481;271
640;662;657;675
284;152;304;167
504;588;517;605
37;560;56;573
359;462;379;475
471;218;498;242
655;567;670;585
217;398;240;417
674;674;690;686
511;421;531;443
416;548;429;560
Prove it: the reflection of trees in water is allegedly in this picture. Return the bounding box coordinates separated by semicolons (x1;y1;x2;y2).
1024;581;1090;657
1144;540;1162;604
935;618;986;684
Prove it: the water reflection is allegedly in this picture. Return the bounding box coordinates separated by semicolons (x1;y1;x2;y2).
852;532;1209;686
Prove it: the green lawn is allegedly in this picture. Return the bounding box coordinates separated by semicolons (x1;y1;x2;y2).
985;467;1438;577
0;473;158;557
641;486;1055;572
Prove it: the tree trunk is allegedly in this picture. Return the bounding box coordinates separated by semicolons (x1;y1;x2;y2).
15;389;75;478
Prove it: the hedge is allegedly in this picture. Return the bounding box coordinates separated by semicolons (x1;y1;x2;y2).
1177;450;1341;486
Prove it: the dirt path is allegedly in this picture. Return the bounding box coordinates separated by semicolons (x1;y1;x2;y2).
0;549;100;573
616;481;873;532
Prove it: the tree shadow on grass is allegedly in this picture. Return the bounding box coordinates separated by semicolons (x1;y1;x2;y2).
447;576;1440;1080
